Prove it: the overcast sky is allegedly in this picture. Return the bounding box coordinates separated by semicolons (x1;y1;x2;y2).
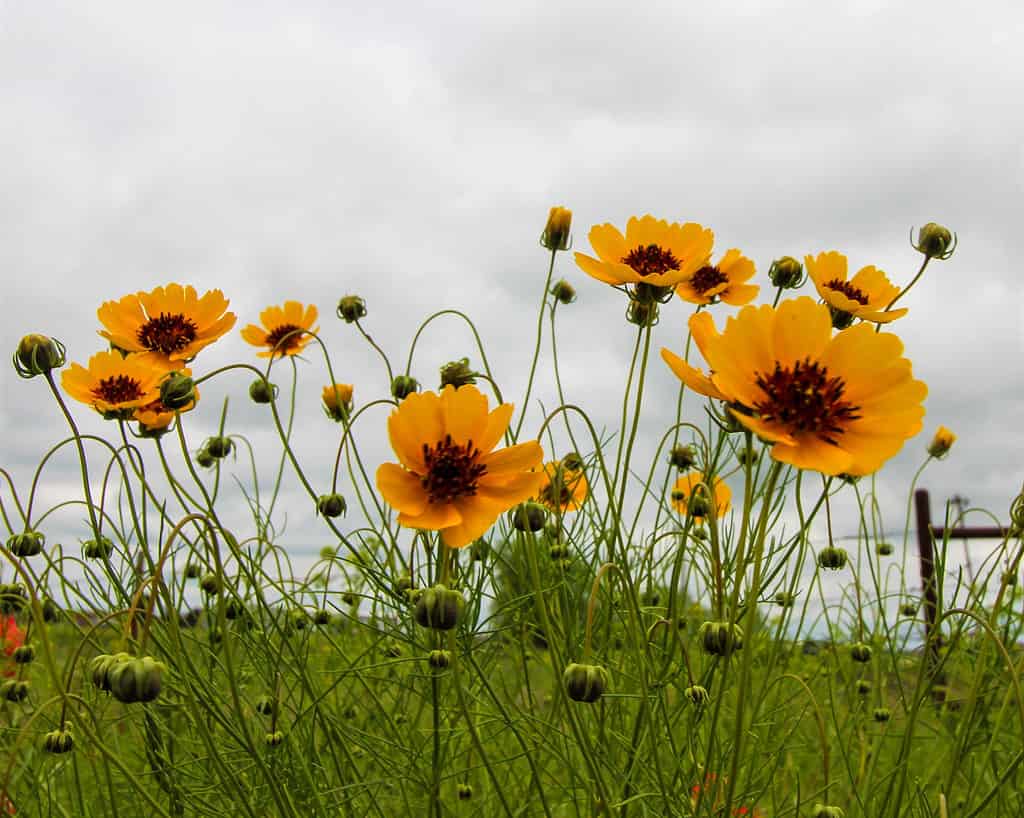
2;1;1023;612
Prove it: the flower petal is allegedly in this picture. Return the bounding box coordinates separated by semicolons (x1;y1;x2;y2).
376;463;428;515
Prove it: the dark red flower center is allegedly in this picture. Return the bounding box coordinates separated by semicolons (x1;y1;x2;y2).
540;468;579;508
690;264;728;295
621;244;681;277
421;435;487;504
265;323;305;355
753;358;861;444
93;375;144;406
824;278;868;305
137;313;198;356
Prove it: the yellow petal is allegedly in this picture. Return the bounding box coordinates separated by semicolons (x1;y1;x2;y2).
480;440;543;475
376;463;428;515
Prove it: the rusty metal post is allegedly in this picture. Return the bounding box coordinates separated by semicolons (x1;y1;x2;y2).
914;489;940;670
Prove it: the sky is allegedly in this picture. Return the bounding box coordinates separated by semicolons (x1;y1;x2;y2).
2;1;1023;618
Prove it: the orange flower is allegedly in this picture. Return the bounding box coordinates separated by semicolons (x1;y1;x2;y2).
61;350;172;418
1;616;24;678
97;284;236;363
537;460;588;512
805;251;906;328
322;383;354;422
376;385;545;548
240;301;319;358
671;472;731;523
675;249;759;307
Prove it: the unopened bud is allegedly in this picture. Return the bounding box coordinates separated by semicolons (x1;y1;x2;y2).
336;295;367;323
625;299;658;327
205;436;233;459
850;642;873;663
563;663;609;703
550;279;576;304
510;501;547;532
249;378;277;404
43;728;74;754
414;585;465;631
457;783;474;801
685;684;710;705
540;206;572;251
108;655;166;704
199;572;223;596
439;358;478;388
913;222;955;260
254;695;277;716
812;805;845;818
316;493;347;518
698;621;744;657
768;256;804;289
196;448;215;468
775;591;796;608
14;334;65;378
427;649;452;670
13;645;35;664
873;707;891;723
265;731;285;747
926;426;955;459
876;542;893;556
818;546;848;571
668;445;697;471
391;374;419;400
8;530;45;558
313;609;331;626
159;372;196;410
856;679;871;696
1;680;29;702
900;601;919;617
83;535;114;560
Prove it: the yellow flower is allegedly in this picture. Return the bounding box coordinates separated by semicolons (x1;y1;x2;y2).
805;251;907;328
927;426;955;458
322;383;354;422
61;350;171;418
97;284;236;363
671;471;731;522
376;385;545;548
661;297;927;476
675;248;759;306
574;215;714;293
537;460;588;512
240;301;319;358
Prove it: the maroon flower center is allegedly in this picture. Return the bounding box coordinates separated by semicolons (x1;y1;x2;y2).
265;323;305;355
93;375;144;406
540;469;578;508
621;244;681;277
690;264;728;295
824;278;868;305
137;313;198;356
421;435;487;503
753;358;861;444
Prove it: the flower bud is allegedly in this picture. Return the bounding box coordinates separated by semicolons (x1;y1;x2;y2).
0;583;27;614
14;334;65;378
337;295;367;323
384;640;403;658
625;299;659;327
812;805;845;818
775;591;796;608
108;655;166;704
249;378;277;404
698;621;744;657
223;598;245;620
913;222;955;260
43;728;74;754
850;642;873;663
427;649;452;670
391;374;419;400
510;502;547;532
470;538;489;562
876;542;893;557
8;530;45;558
817;546;848;571
926;426;955;459
83;535;114;560
873;707;891;723
855;679;871;696
184;562;202;579
1004;571;1018;587
200;572;223;596
540;206;572;251
159;372;196;411
41;597;60;623
13;644;35;664
316;493;347;518
736;446;759;467
563;663;609;703
265;731;285;747
414;585;465;631
900;601;919;617
205;436;233;459
1;680;29;702
322;383;353;422
439;358;478;388
685;684;710;705
550;279;577;304
562;452;585;472
768;256;804;289
254;695;277;716
313;609;331;626
457;783;474;801
196;448;215;469
88;652;129;692
668;445;697;471
549;543;570;561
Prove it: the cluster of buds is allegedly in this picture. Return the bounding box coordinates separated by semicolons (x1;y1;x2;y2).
562;662;609;703
7;530;45;558
13;334;66;378
88;653;166;704
698;621;744;657
414;585;465;631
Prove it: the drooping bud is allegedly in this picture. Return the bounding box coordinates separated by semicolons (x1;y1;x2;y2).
900;601;919;617
427;649;452;670
13;644;35;664
850;642;873;663
685;684;710;705
14;334;65;378
625;299;658;327
540;206;573;252
265;731;285;747
439;358;478;388
817;546;848;571
768;256;805;289
873;707;891;723
205;436;233;459
316;493;347;518
107;656;166;704
912;222;955;260
8;530;45;558
199;572;223;596
249;378;278;404
336;295;367;323
510;502;547;532
550;279;577;304
159;371;196;410
457;783;474;801
391;374;419;400
43;728;74;754
88;653;130;692
697;621;744;657
876;542;893;556
812;804;845;818
196;448;215;468
82;535;114;560
563;663;609;703
414;585;466;631
1;680;29;702
668;444;697;471
254;695;277;716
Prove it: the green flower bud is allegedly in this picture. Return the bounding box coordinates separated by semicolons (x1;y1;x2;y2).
336;295;367;323
14;333;66;378
685;684;710;705
690;526;708;541
625;299;659;327
850;642;873;663
768;256;805;289
873;707;891;723
900;601;919;617
391;374;419;400
196;448;216;468
254;695;277;716
13;644;35;664
383;640;403;658
108;656;166;704
641;590;661;607
549;543;570;561
668;444;697;471
856;679;871;696
265;731;285;748
427;649;452;670
775;591;796;608
439;357;478;388
550;279;576;304
817;546;848;571
736;446;759;467
470;538;489;562
249;378;278;404
563;663;609;703
912;222;956;260
1003;571;1017;587
1;680;29;702
41;597;60;623
43;728;74;754
510;501;547;532
223;598;245;620
698;621;744;657
8;530;45;558
184;561;202;579
812;805;845;818
88;652;130;692
457;783;474;801
414;585;465;631
199;572;222;596
205;436;233;459
0;583;27;614
876;541;893;556
313;609;331;626
288;609;309;630
159;371;196;410
82;535;114;560
316;493;347;518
